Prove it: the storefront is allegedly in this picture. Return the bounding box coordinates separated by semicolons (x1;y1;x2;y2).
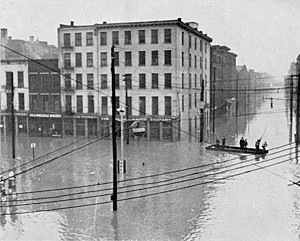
29;113;62;137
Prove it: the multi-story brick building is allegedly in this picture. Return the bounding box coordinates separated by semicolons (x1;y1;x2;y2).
57;18;212;141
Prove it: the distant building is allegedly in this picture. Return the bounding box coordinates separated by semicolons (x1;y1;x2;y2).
210;45;237;117
28;59;62;137
0;28;58;61
57;18;212;141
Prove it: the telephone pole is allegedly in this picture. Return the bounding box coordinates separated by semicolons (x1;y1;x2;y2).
7;72;15;159
111;46;118;211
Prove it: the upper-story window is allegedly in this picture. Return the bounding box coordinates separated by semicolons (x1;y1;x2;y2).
151;29;158;44
182;32;184;46
18;71;24;87
164;73;172;89
88;95;94;113
139;74;146;89
189;35;191;48
138;30;145;44
114;52;119;66
75;33;82;46
75;53;82;67
164;50;171;66
205;42;207;54
151;51;158;66
76;74;82;89
101;74;107;89
125;31;131;44
200;40;203;52
87;73;94;89
64;53;71;67
64;33;71;47
86;32;93;46
100;32;107;46
64;74;71;88
195;37;197;50
101;52;107;67
125;52;132;66
164;29;171;43
87;52;93;67
139;51;146;66
112;31;119;45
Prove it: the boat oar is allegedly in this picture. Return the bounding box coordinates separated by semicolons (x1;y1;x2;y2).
259;126;268;140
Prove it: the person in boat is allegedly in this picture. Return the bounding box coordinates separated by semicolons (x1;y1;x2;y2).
255;138;261;150
216;138;220;147
240;137;244;149
262;141;268;151
222;136;226;146
244;139;248;149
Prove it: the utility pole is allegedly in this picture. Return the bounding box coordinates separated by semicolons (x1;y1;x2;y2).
111;46;117;211
212;67;216;133
290;75;294;143
7;72;15;159
123;75;129;144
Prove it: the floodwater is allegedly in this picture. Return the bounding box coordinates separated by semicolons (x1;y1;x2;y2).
1;87;300;240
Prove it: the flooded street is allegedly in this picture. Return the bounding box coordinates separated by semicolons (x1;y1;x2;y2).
1;88;300;241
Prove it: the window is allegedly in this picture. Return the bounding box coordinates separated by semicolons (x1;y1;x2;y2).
75;33;82;46
115;74;120;89
152;73;158;89
88;95;94;113
64;53;71;67
65;95;72;112
64;74;71;88
182;31;184;45
205;58;207;70
152;96;158;115
125;52;132;66
165;96;171;116
189;74;191;88
164;73;171;89
189;94;191;109
101;74;107;89
42;95;49;112
124;31;131;44
182;52;184;66
87;52;93;67
101;52;107;66
102;97;108;115
195;93;197;107
64;33;71;47
29;95;36;111
87;73;94;89
151;51;158;65
139;97;146;115
182;73;184;89
18;71;24;87
112;31;119;45
151;29;158;44
86;32;93;46
100;32;107;46
76;74;82;89
200;40;203;52
195;56;197;68
189;54;191;67
139;74;146;89
189;35;192;48
52;74;60;89
164;50;171;65
195;74;197;88
114;52;119;66
182;95;184;112
138;30;145;44
139;51;146;66
18;93;24;110
205;43;207;53
200;57;203;69
77;95;83;113
75;53;82;67
195;37;197;50
125;74;132;89
127;97;132;116
164;29;171;43
53;95;60;112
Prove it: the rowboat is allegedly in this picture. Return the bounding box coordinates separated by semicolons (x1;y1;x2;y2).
205;144;268;155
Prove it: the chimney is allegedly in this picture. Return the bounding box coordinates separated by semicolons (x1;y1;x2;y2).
186;22;198;30
8;36;12;40
1;28;8;40
103;21;107;24
178;18;182;22
70;21;74;26
29;36;34;43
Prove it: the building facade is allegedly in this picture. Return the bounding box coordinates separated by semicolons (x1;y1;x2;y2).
58;18;212;141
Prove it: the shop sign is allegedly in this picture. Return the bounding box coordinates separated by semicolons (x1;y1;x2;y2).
29;113;61;118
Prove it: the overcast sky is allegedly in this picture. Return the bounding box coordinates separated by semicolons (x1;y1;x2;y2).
1;0;299;77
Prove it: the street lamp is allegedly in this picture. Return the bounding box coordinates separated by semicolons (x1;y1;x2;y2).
117;106;125;174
